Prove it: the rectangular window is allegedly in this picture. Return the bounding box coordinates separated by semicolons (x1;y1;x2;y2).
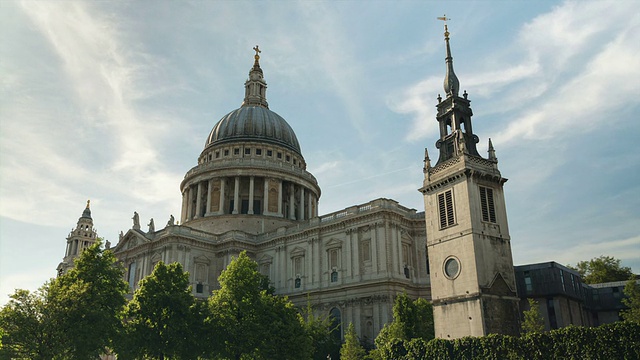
361;240;371;262
245;148;251;155
256;149;262;155
215;151;220;158
437;190;455;229
294;257;302;275
524;272;533;293
286;155;291;162
128;262;137;291
234;148;240;155
479;186;497;223
267;150;273;157
277;152;282;159
224;149;229;156
329;249;338;269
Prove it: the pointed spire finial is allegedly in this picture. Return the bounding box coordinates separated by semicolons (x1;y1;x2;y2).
424;148;432;171
438;15;460;97
488;138;497;161
81;199;92;219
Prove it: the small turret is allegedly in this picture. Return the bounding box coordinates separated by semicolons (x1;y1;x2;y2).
57;200;99;276
242;45;269;108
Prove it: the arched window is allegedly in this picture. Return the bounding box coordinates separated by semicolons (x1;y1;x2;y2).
329;307;342;341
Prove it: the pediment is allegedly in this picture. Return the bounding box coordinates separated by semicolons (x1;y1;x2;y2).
194;254;211;264
290;246;306;258
113;230;148;252
482;272;516;296
258;254;273;264
325;238;343;249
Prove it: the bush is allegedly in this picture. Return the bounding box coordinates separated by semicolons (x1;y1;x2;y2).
373;321;640;360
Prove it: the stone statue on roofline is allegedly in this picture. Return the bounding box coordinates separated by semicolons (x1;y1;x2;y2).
132;211;140;230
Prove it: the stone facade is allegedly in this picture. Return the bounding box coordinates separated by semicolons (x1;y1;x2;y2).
60;34;523;342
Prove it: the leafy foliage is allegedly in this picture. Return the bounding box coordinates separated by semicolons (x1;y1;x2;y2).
621;279;640;323
341;322;366;360
521;298;545;334
49;240;128;359
117;261;201;360
0;286;60;360
0;241;127;360
205;251;311;360
569;255;633;284
371;293;434;359
301;298;341;360
369;322;640;360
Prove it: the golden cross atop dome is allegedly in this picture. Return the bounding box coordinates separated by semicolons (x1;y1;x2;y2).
253;45;261;60
86;199;90;208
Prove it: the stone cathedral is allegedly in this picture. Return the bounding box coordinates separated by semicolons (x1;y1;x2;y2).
58;27;519;341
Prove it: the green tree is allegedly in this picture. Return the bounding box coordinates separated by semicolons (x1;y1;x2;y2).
118;261;201;360
371;293;434;359
621;279;640;323
0;286;60;359
300;299;341;360
0;241;127;360
49;240;128;359
340;322;366;360
521;298;545;334
570;256;633;284
205;251;311;360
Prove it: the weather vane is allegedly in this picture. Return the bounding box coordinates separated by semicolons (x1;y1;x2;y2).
253;45;261;60
437;15;451;37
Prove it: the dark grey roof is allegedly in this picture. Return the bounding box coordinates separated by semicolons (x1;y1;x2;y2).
205;105;301;155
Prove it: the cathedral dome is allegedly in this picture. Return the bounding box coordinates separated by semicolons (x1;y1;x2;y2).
205;106;301;155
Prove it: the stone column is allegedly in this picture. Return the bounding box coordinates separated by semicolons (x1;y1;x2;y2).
353;229;360;279
263;178;269;215
308;193;313;219
195;182;203;218
219;177;226;215
299;187;305;220
233;176;240;214
277;181;283;217
180;191;187;223
372;224;379;274
186;187;193;221
346;229;353;279
248;176;255;214
289;183;296;220
206;179;212;215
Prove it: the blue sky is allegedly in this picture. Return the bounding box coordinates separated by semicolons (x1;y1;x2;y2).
1;0;639;303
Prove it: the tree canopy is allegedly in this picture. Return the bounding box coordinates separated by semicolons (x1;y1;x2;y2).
521;298;545;334
205;251;311;360
569;255;633;284
340;322;366;360
371;293;434;359
0;240;127;360
117;261;202;360
621;279;640;323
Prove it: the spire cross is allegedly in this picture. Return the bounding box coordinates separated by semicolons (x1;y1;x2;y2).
253;45;261;59
437;15;451;38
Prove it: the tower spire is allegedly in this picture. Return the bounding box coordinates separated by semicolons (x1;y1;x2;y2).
242;45;269;108
438;16;459;97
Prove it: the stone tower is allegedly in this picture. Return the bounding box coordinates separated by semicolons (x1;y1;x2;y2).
57;200;98;276
419;24;520;339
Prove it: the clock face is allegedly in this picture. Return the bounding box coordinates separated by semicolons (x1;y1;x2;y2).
444;257;460;279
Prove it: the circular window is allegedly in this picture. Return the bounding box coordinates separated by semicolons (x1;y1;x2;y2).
444;257;460;279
